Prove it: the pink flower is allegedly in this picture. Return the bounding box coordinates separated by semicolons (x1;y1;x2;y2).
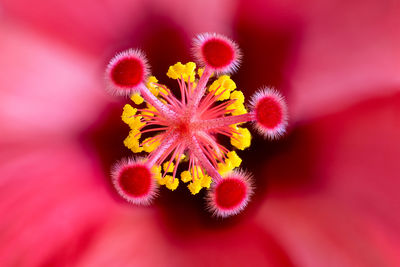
0;0;399;266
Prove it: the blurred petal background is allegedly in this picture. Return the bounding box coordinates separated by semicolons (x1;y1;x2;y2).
0;0;399;266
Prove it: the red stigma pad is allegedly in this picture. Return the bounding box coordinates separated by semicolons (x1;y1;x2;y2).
215;178;247;209
255;97;283;129
202;39;234;69
111;58;144;87
118;165;152;197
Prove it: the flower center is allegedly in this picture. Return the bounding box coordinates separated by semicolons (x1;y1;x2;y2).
108;33;288;217
177;122;190;135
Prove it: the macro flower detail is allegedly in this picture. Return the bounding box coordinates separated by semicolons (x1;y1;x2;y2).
106;33;288;217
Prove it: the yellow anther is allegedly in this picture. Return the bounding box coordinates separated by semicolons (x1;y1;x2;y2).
152;165;163;183
129;144;143;153
231;103;248;116
231;127;252;150
121;104;137;125
185;62;196;77
142;104;157;117
124;131;143;153
127;116;145;131
157;176;167;185
146;76;159;96
181;171;192;183
151;165;162;176
220;90;231;101
131;93;144;105
227;91;247;114
198;67;214;78
167;62;196;82
230;90;245;104
192;165;205;180
217;159;234;175
200;175;212;189
142;138;160;152
198;67;205;78
188;179;202;195
227;151;242;168
230;124;239;131
125;129;140;142
159;86;170;96
208;75;237;101
163;162;175;173
175;154;186;162
165;175;179;191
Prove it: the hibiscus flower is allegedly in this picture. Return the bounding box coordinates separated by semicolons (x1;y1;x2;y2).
0;0;399;266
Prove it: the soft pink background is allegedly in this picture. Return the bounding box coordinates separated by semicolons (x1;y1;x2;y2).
0;0;399;266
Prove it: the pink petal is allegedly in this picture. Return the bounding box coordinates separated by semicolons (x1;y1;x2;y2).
0;143;116;266
235;0;400;120
0;18;108;144
255;92;400;266
75;213;293;267
1;0;237;54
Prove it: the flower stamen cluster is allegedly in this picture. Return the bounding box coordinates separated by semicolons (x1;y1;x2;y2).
106;33;288;217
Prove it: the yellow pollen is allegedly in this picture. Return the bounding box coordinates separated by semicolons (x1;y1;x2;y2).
232;103;248;115
197;67;214;78
176;154;186;162
181;171;192;183
188;179;202;195
121;104;137;125
167;62;196;82
124;131;143;153
159;87;170;96
197;67;205;78
165;175;179;190
185;165;213;195
231;126;252;150
230;90;245;103
152;165;162;182
227;151;242;167
156;176;166;185
126;116;145;130
227;90;248;115
163;162;175;173
217;159;234;175
141;104;157;117
142;137;160;152
201;175;212;188
146;76;159;96
208;75;236;101
131;93;144;105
